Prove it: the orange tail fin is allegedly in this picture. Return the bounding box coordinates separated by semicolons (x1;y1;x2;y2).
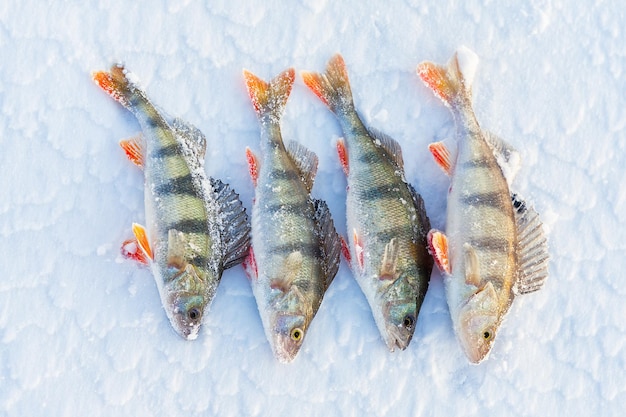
302;54;354;115
417;48;476;108
92;64;136;109
243;68;294;123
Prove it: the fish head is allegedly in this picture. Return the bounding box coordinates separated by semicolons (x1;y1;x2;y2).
269;313;307;363
162;264;208;340
166;292;206;340
381;297;418;351
457;282;500;363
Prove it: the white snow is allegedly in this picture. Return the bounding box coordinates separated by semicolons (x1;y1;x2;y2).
1;0;625;416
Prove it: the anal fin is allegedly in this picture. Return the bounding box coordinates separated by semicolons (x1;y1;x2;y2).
428;141;454;175
246;147;259;187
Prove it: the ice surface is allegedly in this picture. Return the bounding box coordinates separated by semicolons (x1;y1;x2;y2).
1;0;625;416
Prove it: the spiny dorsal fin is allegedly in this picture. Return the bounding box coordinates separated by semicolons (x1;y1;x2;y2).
286;140;319;193
366;125;404;170
511;193;549;294
313;199;341;291
210;177;252;271
172;117;207;167
484;132;521;186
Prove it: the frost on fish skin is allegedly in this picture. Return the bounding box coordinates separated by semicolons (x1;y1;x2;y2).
418;47;549;364
94;64;250;340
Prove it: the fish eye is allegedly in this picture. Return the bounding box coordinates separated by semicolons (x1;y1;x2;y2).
290;328;303;341
483;330;492;340
188;308;200;321
403;315;415;330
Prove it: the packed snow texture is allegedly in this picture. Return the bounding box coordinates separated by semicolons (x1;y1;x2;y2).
1;1;625;416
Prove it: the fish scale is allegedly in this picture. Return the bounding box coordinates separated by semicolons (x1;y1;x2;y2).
302;54;433;352
419;47;549;363
93;64;251;340
243;68;341;363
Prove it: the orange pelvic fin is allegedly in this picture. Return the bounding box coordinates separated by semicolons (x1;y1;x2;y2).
336;139;349;176
353;229;365;273
427;229;450;275
428;141;453;175
242;246;258;281
245;147;259;187
121;238;149;265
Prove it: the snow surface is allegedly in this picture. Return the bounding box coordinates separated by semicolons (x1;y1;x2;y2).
1;0;625;416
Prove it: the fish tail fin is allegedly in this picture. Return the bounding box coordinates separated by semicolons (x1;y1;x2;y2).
243;68;295;123
92;64;138;110
302;54;354;115
417;47;478;108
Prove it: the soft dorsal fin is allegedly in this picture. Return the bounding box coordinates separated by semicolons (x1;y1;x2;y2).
313;199;341;290
366;125;405;170
484;132;521;186
210;178;252;271
511;193;549;294
172;117;207;168
286;141;319;193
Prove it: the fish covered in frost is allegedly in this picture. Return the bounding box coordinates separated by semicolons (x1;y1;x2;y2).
302;55;433;351
242;68;341;362
93;65;250;340
417;47;549;363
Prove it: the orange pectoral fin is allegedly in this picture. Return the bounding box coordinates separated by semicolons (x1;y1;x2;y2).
120;135;145;168
336;139;349;176
428;142;453;175
427;229;450;275
246;147;259;187
340;236;351;265
132;223;153;261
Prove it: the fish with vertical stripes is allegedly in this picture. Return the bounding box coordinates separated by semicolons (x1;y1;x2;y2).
302;55;433;352
417;47;549;363
93;65;251;340
242;68;341;363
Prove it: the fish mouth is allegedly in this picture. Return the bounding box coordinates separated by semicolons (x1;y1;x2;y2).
386;326;412;352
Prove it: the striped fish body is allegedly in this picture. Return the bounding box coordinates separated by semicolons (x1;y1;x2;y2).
243;69;341;363
303;55;432;352
94;65;250;340
419;47;549;363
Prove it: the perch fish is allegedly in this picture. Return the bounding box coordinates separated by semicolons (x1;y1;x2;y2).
93;65;250;340
417;47;549;363
242;68;341;363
